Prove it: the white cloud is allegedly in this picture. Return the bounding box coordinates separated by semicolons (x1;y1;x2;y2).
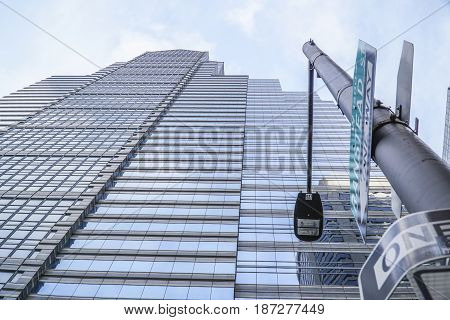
1;0;448;155
236;0;450;154
0;1;215;98
225;0;263;35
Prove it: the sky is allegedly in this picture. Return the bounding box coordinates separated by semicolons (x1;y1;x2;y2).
0;0;449;155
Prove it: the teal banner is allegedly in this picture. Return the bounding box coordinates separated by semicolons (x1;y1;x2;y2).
349;40;377;240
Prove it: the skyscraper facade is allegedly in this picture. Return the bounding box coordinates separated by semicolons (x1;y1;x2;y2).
443;87;450;162
0;50;414;300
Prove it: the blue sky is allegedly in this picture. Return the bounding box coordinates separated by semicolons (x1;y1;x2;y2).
0;0;449;154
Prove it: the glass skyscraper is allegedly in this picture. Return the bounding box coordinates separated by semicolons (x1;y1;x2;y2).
443;87;450;162
0;50;414;299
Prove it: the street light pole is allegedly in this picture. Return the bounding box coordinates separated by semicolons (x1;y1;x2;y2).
302;40;450;213
307;61;314;194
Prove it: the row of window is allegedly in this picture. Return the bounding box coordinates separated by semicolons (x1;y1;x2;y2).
35;282;233;299
81;220;238;233
113;181;241;190
103;192;241;203
67;239;237;252
52;259;236;274
93;206;239;217
121;170;241;179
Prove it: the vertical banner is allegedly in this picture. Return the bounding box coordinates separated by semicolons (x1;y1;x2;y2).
349;40;377;240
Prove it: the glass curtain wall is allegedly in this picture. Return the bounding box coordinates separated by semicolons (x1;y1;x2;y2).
235;79;415;299
30;61;248;300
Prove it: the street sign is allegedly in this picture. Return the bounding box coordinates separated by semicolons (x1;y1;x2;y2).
391;188;402;219
391;41;414;219
396;40;414;124
359;208;450;300
349;40;377;240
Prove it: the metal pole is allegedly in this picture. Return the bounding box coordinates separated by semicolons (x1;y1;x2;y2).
307;61;314;194
302;40;450;213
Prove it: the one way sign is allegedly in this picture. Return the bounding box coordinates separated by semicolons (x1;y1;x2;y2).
359;208;450;299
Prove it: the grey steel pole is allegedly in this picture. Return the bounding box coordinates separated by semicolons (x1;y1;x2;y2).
307;61;314;194
302;40;450;213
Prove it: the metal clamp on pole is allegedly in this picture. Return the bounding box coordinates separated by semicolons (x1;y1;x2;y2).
371;110;413;135
372;101;417;138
